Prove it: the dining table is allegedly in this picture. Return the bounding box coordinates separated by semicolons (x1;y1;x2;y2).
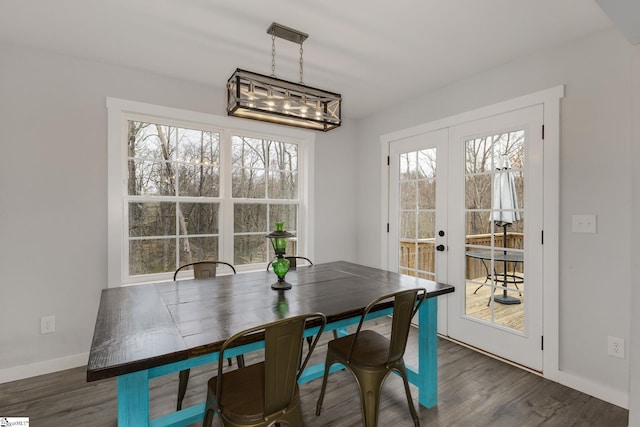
86;260;454;427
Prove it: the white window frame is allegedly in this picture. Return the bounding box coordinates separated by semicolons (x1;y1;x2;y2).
107;97;315;287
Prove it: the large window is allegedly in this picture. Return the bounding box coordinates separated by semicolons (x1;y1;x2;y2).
107;99;314;286
232;136;300;265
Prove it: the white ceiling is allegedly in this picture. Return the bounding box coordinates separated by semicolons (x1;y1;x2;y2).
0;1;616;119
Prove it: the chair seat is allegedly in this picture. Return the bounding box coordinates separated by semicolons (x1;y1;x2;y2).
328;330;390;368
209;363;258;422
203;313;325;427
208;362;302;424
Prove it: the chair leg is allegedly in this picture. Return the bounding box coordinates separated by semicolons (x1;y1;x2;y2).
352;369;388;427
226;355;245;367
398;367;420;427
315;360;334;416
177;368;190;410
360;383;382;427
282;405;304;426
203;408;214;427
203;388;216;427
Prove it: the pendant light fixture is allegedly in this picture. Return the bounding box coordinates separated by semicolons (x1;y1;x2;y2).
227;22;342;132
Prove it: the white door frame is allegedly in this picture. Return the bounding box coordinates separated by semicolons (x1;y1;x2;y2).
380;85;563;378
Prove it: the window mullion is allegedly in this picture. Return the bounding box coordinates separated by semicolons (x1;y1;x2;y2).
220;130;235;264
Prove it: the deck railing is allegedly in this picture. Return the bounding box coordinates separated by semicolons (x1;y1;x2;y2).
399;232;524;279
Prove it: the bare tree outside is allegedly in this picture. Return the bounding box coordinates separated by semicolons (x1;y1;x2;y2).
465;131;524;241
232;136;298;265
128;121;221;276
126;122;299;276
398;130;524;278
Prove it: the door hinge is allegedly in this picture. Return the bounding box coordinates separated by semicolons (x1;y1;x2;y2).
387;155;390;166
387;223;390;233
541;125;545;140
541;336;544;351
541;230;544;245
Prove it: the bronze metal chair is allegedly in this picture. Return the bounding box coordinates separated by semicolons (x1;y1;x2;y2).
266;255;313;271
174;260;240;411
173;260;237;281
316;288;427;427
203;312;327;427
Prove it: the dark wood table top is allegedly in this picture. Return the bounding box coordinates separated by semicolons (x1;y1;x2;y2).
87;261;454;382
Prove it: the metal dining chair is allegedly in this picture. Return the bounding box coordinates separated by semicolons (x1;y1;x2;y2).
174;260;240;411
316;288;427;427
203;312;327;427
173;260;236;280
266;255;313;271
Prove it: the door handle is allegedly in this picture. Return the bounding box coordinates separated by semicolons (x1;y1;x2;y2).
436;244;445;252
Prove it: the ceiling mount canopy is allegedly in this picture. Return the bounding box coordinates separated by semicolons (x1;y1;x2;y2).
227;22;342;132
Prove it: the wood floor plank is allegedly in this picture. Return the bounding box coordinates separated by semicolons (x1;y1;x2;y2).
0;317;628;426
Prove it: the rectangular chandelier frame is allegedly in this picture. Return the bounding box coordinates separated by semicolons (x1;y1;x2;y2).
227;68;342;132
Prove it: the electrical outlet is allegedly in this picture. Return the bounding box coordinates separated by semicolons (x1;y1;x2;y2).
41;315;55;334
607;336;624;359
572;214;597;233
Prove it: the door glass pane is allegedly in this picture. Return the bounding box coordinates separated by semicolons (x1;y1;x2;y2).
464;131;525;332
398;148;437;278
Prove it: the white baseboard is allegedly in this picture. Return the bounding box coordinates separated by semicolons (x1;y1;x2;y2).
552;369;629;410
440;334;629;410
0;352;88;384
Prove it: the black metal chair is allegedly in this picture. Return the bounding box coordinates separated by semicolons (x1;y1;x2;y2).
174;260;240;411
316;288;426;427
203;312;327;427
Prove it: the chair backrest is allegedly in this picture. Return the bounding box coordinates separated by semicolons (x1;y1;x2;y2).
349;288;426;363
173;261;237;281
217;312;327;415
266;256;313;271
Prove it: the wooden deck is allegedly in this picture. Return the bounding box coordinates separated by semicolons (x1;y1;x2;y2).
465;277;525;331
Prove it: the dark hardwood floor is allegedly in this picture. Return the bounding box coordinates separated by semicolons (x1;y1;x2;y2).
0;318;629;426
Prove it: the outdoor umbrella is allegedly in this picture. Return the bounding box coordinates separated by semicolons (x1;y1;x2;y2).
491;155;521;304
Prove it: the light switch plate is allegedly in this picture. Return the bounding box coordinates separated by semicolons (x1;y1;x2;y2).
572;215;597;233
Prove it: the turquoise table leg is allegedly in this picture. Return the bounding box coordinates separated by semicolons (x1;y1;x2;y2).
118;370;150;426
418;297;438;408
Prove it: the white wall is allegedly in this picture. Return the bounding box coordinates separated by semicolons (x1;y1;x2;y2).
0;25;635;417
355;28;633;407
0;42;358;380
628;44;640;427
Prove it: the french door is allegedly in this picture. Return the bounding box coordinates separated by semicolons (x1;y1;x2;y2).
448;105;543;371
388;105;544;371
388;128;448;330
